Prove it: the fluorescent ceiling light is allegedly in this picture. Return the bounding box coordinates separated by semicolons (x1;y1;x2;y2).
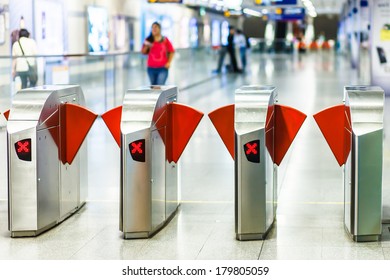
243;8;262;17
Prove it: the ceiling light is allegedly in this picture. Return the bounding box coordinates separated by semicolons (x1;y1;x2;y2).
243;8;262;17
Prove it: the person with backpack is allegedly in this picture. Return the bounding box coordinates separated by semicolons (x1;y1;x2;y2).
142;22;175;85
12;29;38;89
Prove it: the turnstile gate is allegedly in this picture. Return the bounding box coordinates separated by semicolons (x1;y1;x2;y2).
314;86;384;242
7;85;97;237
102;86;203;239
209;86;307;240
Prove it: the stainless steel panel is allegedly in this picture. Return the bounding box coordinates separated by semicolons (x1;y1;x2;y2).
7;85;88;236
151;129;166;229
122;129;151;233
121;86;177;135
37;127;60;229
9;85;83;125
59;160;80;219
165;161;179;218
344;153;352;234
236;129;266;235
355;130;382;236
234;86;277;240
59;94;80;220
265;155;277;230
344;86;384;241
235;86;276;135
79;141;88;205
8;126;38;231
121;86;178;238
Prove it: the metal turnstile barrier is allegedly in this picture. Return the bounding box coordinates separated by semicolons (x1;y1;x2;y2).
314;86;384;242
7;85;97;237
102;86;204;239
209;86;307;240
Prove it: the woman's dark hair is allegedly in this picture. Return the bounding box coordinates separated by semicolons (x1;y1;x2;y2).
19;29;30;38
146;22;161;43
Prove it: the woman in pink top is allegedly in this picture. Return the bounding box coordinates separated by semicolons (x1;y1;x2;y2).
142;22;175;85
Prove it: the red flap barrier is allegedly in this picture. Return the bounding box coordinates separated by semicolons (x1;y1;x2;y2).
313;105;352;166
208;104;235;160
101;106;122;147
270;105;307;166
3;109;10;121
60;103;98;164
166;103;204;163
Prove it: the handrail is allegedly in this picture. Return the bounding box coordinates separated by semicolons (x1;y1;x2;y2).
0;47;207;59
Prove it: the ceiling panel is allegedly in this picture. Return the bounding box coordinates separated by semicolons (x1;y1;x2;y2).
241;0;346;15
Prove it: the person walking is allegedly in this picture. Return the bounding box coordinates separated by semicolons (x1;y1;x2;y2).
12;28;38;89
213;43;228;74
235;29;247;71
227;26;241;73
142;22;175;85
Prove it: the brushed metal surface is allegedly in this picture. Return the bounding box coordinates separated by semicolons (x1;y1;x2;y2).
8;126;38;231
7;85;88;236
355;130;382;236
58;94;80;219
344;86;384;241
234;86;277;240
236;130;266;234
151;128;166;229
122;129;151;233
37;127;60;229
165;161;179;219
121;86;178;238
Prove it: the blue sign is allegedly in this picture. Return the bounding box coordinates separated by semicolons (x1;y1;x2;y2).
271;0;297;4
255;0;298;5
270;7;305;21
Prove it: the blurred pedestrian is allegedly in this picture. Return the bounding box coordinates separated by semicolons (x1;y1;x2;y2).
235;29;247;71
142;22;175;86
12;28;38;89
227;26;241;73
213;44;228;74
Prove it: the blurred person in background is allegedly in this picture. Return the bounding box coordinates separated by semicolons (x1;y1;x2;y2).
12;28;38;89
227;26;241;73
235;29;247;72
142;22;175;86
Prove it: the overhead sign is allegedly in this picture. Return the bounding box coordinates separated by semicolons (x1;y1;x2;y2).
270;7;305;21
254;0;298;5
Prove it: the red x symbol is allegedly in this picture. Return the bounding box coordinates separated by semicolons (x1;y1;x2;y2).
17;141;30;153
131;142;143;154
246;143;258;155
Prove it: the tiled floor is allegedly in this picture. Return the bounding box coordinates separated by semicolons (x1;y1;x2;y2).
0;50;390;260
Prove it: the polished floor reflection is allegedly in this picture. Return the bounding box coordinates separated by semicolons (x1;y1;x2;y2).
0;50;390;260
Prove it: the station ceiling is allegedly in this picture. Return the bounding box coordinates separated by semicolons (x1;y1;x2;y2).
241;0;344;14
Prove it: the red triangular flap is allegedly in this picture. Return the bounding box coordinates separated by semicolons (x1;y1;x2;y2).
101;106;122;147
313;105;351;166
208;104;235;160
274;105;307;166
167;103;204;163
3;109;10;121
60;103;98;164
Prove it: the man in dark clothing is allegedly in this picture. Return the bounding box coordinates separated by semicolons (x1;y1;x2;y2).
227;26;241;73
